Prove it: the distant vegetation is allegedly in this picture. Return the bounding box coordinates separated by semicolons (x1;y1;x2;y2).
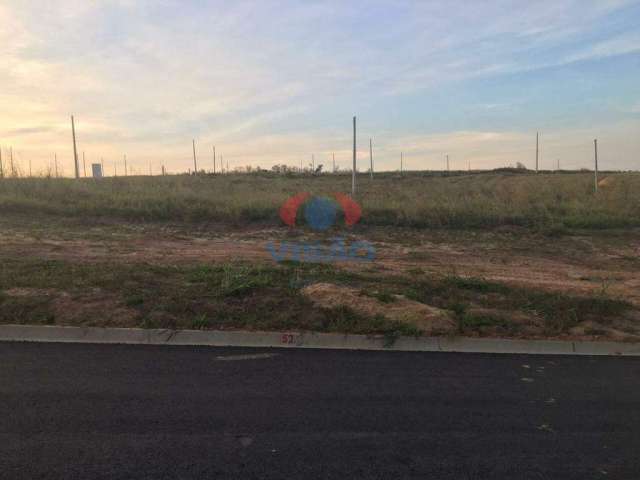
0;171;638;230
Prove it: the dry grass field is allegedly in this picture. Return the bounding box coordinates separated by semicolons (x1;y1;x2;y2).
1;170;639;342
1;170;639;228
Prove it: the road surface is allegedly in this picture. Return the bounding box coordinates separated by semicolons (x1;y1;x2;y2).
1;342;638;479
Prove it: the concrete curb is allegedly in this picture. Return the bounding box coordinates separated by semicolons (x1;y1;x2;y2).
1;325;639;356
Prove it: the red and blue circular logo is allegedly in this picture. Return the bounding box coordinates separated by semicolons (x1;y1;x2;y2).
279;192;362;231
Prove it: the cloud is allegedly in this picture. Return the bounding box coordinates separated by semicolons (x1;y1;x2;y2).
0;0;639;173
564;31;640;64
3;126;56;136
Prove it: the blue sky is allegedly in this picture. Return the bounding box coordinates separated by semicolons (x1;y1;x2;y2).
1;0;639;175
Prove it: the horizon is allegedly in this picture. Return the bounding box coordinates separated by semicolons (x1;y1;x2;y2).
1;0;639;176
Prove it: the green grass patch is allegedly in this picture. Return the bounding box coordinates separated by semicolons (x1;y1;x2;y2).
359;289;397;303
403;274;632;335
0;250;634;337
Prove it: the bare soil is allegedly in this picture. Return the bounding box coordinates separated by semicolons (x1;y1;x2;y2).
2;220;638;306
301;283;454;334
1;215;639;340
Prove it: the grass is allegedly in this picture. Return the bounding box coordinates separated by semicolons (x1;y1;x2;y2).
0;251;632;338
1;171;639;230
0;257;412;337
0;170;637;338
359;289;397;303
404;274;632;335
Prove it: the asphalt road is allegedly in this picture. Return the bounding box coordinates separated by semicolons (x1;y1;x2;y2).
1;342;639;479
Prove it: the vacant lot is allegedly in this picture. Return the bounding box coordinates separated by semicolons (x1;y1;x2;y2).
1;171;639;342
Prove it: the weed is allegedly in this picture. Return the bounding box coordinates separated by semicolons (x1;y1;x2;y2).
459;313;508;330
191;314;210;330
125;294;145;306
406;267;425;276
406;273;632;335
360;289;397;303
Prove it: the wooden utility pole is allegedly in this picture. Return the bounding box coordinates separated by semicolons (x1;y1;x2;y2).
71;115;79;179
536;132;539;174
557;158;560;171
162;165;166;176
352;116;356;196
369;138;373;179
213;146;216;174
192;139;198;174
594;139;599;193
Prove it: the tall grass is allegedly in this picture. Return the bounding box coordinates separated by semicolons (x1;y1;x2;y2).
0;171;638;229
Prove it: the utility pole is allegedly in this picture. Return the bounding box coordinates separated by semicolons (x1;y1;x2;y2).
213;146;216;174
468;159;471;172
369;138;373;179
192;139;198;174
332;153;335;173
83;152;87;177
71;115;79;179
594;139;599;193
352;116;357;196
312;154;315;172
29;158;32;177
10;147;14;176
536;131;539;174
557;158;560;171
162;165;166;176
446;154;450;173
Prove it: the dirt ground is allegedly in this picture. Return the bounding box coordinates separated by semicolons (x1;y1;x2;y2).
1;217;638;305
1;214;639;340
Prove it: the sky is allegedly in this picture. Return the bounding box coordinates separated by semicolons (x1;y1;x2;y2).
1;0;639;176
